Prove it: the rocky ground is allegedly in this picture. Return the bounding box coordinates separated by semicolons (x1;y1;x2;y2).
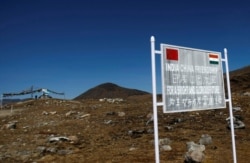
0;94;249;163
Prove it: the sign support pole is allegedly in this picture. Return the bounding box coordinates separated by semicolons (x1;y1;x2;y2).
151;36;160;163
0;94;2;109
223;48;237;163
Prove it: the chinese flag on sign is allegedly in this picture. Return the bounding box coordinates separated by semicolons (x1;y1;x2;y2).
166;48;178;61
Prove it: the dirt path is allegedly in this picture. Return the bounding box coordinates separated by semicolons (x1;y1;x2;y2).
0;108;24;117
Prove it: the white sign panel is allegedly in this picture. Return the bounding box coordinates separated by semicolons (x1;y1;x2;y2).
162;44;226;113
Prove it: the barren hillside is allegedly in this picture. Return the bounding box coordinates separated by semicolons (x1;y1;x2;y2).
229;65;250;93
0;65;249;162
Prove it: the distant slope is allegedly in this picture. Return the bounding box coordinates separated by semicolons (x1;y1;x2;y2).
1;99;21;105
74;82;150;100
229;65;250;93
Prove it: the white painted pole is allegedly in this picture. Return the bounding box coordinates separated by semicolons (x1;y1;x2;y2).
224;48;237;163
151;36;160;163
0;94;2;109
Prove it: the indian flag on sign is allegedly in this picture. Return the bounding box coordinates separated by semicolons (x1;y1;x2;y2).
209;54;219;64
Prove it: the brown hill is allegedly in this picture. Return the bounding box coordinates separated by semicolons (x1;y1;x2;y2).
229;65;250;94
74;82;149;100
0;92;249;162
0;66;250;162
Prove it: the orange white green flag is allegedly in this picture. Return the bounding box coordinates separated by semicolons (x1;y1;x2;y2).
209;54;219;64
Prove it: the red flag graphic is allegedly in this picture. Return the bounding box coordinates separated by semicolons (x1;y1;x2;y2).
166;48;178;61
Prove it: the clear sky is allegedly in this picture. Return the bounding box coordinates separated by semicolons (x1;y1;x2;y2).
0;0;249;99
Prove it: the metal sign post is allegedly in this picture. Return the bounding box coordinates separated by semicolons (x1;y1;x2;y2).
150;36;236;163
0;94;2;109
222;48;237;163
151;36;160;163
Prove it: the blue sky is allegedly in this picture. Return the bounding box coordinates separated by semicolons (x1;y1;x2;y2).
0;0;249;99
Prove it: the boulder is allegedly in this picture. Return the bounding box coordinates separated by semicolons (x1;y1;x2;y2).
185;141;205;163
199;134;212;145
161;145;172;151
159;138;171;146
1;121;17;130
226;116;245;129
185;150;205;163
48;136;69;143
68;135;79;144
187;142;205;152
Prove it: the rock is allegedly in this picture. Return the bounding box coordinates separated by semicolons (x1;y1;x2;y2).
185;141;205;162
118;112;125;117
48;136;69;143
234;120;245;129
80;114;90;118
128;130;133;136
106;111;116;115
159;138;171;146
199;134;212;145
42;111;48;115
68;135;79;144
65;111;77;117
185;150;205;163
128;129;145;138
233;107;242;112
36;146;46;154
226;116;245;129
164;126;173;130
104;120;112;124
50;111;57;115
169;117;183;125
146;112;153;118
99;98;105;102
151;138;172;152
175;118;182;123
187;142;205;152
1;121;17;130
129;147;136;151
243;92;250;96
146;113;153;125
46;147;57;153
161;145;172;151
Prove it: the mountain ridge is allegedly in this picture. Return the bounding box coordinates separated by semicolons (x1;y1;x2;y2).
74;65;250;100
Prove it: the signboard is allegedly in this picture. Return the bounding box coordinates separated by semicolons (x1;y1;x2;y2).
161;44;226;113
151;37;236;163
